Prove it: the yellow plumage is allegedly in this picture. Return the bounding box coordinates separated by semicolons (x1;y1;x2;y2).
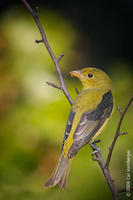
45;67;114;189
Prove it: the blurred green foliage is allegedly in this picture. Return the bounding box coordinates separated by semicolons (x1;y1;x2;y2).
0;6;133;200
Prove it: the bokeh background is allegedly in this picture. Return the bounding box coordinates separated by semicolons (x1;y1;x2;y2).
0;0;133;200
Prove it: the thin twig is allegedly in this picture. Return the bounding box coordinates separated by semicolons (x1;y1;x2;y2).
118;187;133;193
35;39;43;43
118;131;128;136
117;106;123;114
105;96;133;168
22;0;73;105
46;82;62;90
75;88;79;95
57;54;64;62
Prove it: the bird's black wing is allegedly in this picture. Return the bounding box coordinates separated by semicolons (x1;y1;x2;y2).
61;110;75;152
68;90;113;158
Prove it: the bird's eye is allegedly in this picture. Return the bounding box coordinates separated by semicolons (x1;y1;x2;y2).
88;73;93;78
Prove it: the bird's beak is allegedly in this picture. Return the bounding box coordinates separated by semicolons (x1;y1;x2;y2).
69;70;84;79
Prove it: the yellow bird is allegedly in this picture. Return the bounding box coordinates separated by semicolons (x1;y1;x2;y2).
45;67;114;189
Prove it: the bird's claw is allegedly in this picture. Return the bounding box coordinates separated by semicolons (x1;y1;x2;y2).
91;148;101;156
94;139;101;144
90;140;102;155
92;150;98;156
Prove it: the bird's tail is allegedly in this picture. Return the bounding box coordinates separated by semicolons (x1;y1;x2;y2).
44;153;71;189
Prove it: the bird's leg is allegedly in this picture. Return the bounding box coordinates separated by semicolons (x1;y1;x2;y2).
90;140;101;156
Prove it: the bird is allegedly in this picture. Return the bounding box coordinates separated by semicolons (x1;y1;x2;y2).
44;67;114;189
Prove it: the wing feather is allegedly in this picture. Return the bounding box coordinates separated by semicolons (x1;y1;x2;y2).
61;110;75;151
68;90;113;158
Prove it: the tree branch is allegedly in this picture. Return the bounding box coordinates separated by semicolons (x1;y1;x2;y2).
105;96;133;169
92;151;119;200
118;187;133;193
91;96;133;200
22;0;73;105
35;39;43;43
46;81;62;90
75;87;79;95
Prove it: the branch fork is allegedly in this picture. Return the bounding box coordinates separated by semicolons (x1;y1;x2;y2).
105;97;133;169
91;96;133;200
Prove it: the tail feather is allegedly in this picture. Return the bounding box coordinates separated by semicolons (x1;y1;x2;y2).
58;158;71;189
44;153;71;189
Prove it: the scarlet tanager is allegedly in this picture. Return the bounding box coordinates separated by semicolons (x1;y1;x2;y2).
45;67;114;189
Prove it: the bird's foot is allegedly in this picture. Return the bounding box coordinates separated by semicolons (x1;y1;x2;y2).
94;139;101;144
90;140;101;156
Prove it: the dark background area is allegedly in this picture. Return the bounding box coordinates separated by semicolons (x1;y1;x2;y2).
0;0;133;70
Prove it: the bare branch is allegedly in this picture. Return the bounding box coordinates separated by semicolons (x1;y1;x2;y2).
118;131;128;136
22;0;73;105
117;106;123;114
35;39;43;43
57;54;64;62
75;88;79;95
91;150;119;200
118;187;133;193
105;96;133;169
46;82;62;90
91;96;133;199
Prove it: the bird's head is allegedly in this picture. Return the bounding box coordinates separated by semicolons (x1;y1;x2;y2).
70;67;112;90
